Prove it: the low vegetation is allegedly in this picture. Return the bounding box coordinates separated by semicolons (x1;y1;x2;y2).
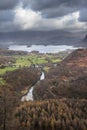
0;78;6;85
34;49;87;100
0;51;65;75
15;99;87;130
0;49;87;130
3;67;40;95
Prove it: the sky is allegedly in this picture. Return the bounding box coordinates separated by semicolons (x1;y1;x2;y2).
0;0;87;32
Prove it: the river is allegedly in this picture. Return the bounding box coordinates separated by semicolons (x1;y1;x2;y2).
21;71;45;101
11;44;76;101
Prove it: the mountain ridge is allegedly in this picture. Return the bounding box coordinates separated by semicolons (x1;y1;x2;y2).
0;30;86;48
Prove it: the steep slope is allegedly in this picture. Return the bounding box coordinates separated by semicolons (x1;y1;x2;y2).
34;49;87;99
83;35;87;42
79;35;87;47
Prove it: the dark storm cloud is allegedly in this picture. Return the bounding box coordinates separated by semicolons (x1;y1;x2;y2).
0;10;19;32
0;21;19;32
0;0;87;32
22;0;87;18
0;10;14;22
42;6;77;18
0;0;19;10
26;0;87;10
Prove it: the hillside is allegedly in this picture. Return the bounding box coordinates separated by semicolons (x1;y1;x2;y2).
0;49;27;56
34;49;87;99
15;99;87;130
79;35;87;47
0;48;87;130
83;35;87;42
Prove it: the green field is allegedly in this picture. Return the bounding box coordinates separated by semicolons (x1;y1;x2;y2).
0;54;61;75
0;78;6;85
0;66;17;75
51;59;61;63
14;55;48;67
14;54;61;67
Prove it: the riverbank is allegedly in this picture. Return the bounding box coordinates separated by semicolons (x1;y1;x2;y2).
21;71;45;101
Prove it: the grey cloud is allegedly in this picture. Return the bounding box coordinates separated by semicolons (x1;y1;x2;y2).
22;0;87;18
0;10;18;32
42;6;77;18
0;0;87;32
0;10;14;22
79;9;87;22
0;21;19;32
28;0;87;10
0;0;20;10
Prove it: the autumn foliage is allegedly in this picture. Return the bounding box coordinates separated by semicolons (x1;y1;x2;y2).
15;99;87;130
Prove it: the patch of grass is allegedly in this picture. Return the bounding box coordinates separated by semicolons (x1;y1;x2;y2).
14;56;31;67
0;54;62;75
14;55;48;67
0;66;17;75
0;78;6;85
36;57;48;64
51;59;61;63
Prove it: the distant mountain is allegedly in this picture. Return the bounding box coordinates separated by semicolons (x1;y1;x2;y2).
74;34;87;48
83;35;87;42
0;30;83;48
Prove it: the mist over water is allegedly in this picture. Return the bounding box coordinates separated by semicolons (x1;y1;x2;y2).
8;45;77;53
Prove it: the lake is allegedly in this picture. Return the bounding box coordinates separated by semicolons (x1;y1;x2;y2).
8;44;77;53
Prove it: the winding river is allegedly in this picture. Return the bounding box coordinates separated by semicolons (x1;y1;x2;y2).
21;71;45;101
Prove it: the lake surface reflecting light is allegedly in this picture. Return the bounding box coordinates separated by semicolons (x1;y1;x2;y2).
9;45;77;53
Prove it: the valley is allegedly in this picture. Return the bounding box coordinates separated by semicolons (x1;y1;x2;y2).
0;48;87;130
0;0;87;129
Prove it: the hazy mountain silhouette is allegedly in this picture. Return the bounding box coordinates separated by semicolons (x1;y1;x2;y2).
83;35;87;42
77;34;87;47
0;30;87;48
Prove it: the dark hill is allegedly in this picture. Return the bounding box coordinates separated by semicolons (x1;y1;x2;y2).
83;35;87;42
47;49;87;81
34;49;87;100
79;35;87;47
